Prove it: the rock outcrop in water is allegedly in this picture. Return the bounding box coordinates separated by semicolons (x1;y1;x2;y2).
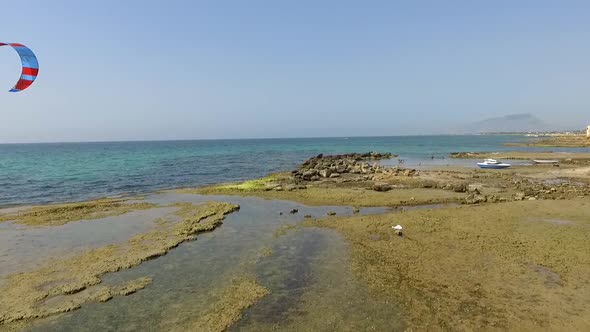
293;152;418;182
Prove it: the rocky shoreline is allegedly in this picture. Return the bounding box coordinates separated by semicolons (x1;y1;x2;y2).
292;152;418;181
189;150;590;330
507;135;590;147
230;152;590;204
450;151;590;164
4;150;590;331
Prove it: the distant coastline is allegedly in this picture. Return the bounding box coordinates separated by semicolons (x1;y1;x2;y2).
0;133;522;145
505;134;590;148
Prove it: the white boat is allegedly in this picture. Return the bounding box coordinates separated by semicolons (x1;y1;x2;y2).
532;159;559;164
477;159;511;169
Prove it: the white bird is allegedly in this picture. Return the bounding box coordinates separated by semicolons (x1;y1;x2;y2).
392;225;403;230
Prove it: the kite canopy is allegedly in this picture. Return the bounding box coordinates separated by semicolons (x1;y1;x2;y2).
0;43;39;92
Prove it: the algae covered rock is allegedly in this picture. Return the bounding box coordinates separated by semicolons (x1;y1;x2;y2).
373;183;393;192
464;193;487;204
452;183;468;193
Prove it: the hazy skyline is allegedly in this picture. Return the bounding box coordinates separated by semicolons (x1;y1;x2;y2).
1;1;589;143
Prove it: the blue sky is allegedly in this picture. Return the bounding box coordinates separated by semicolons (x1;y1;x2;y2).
1;0;589;142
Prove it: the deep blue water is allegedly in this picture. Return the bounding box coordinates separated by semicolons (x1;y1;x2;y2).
1;135;587;207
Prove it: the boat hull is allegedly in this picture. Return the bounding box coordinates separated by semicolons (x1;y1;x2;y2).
477;163;511;169
532;160;559;164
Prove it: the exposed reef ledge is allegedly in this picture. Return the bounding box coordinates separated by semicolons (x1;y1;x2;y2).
450;151;590;164
0;201;239;325
0;198;156;226
507;135;590;147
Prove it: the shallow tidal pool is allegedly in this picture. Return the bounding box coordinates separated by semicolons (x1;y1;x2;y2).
19;193;404;331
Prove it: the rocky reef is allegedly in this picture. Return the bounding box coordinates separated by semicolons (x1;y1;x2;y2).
193;151;590;207
0;201;240;325
0;198;156;226
292;152;416;181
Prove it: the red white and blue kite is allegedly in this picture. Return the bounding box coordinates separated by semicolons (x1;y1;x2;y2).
0;43;39;92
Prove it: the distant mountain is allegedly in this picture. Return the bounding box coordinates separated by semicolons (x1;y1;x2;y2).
455;114;556;134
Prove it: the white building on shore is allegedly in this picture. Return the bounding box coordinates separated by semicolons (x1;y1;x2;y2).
587;125;590;138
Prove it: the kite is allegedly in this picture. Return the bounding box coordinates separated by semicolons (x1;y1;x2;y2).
0;43;39;92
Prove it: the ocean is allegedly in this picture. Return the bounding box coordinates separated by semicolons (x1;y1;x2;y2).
0;135;581;207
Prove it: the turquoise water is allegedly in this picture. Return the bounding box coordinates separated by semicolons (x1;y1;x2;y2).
0;135;584;207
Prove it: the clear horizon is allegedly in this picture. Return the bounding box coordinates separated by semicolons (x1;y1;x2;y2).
0;131;581;145
1;1;589;143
